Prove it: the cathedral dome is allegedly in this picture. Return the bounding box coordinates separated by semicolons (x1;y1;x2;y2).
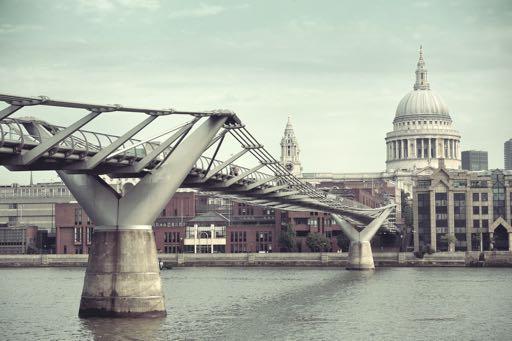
395;89;449;117
385;46;462;172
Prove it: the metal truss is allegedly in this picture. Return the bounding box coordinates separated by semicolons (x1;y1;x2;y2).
0;93;394;226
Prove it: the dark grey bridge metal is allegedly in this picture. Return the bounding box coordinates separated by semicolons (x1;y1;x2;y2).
0;93;393;317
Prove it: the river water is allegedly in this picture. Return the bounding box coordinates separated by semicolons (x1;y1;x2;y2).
0;267;511;340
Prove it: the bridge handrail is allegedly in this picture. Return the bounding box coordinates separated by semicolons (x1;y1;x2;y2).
0;93;395;223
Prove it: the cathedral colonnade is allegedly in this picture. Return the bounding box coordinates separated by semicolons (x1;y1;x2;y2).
386;137;461;161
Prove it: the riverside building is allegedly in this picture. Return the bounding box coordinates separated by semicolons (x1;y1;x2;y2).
0;182;74;232
413;166;512;252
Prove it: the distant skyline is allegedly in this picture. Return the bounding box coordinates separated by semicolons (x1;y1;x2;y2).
1;0;511;184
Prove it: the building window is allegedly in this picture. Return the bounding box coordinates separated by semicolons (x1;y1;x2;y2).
492;171;506;220
481;206;488;215
74;207;82;225
454;193;466;228
435;193;448;227
86;227;93;245
256;231;272;252
473;206;480;215
74;227;82;244
473;220;480;228
308;218;318;228
472;193;479;202
481;193;488;201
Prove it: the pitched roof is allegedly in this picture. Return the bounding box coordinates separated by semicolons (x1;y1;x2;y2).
189;211;229;224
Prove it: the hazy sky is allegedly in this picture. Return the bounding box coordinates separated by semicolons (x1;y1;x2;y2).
1;0;511;184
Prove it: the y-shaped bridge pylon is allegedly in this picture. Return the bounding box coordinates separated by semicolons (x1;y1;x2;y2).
332;206;394;270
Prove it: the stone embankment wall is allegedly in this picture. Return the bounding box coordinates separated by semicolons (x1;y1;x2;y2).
1;251;512;267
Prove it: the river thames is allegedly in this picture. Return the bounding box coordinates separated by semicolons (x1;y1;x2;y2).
1;267;511;340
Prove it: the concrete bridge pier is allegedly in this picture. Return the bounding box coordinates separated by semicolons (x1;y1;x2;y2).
332;207;393;270
78;225;164;317
347;241;375;270
57;116;227;317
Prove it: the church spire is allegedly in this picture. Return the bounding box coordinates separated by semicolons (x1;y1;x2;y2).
280;115;302;177
285;114;293;131
414;45;430;90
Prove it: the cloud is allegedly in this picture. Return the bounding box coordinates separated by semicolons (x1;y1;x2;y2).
77;0;160;12
0;24;43;34
168;3;225;19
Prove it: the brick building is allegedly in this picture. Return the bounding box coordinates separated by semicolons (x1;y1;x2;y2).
55;182;398;254
55;203;93;254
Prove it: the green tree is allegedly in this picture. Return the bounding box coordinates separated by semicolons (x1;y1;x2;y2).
306;232;330;252
278;224;296;252
336;234;350;252
442;234;458;250
401;190;413;228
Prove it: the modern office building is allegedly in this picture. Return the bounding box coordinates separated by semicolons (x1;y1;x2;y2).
0;225;38;254
461;150;488;171
505;139;512;170
413;167;512;252
0;182;74;232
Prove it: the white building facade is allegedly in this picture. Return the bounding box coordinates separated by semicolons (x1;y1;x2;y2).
385;47;462;172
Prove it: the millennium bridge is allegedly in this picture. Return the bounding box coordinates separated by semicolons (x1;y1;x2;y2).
0;93;393;317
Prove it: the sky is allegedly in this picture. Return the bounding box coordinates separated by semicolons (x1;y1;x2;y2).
0;0;511;184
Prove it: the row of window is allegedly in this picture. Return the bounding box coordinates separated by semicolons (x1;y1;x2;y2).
164;232;180;243
396;120;450;127
421;219;493;229
473;193;489;201
164;245;180;253
155;221;187;227
293;217;333;227
256;231;272;243
473;206;489;215
73;227;93;245
231;244;247;253
231;231;247;243
74;208;92;226
0;186;70;198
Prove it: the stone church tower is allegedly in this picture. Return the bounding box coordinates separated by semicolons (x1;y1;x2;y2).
280;115;302;177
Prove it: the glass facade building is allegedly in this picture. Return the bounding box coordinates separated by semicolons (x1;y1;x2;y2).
461;150;488;171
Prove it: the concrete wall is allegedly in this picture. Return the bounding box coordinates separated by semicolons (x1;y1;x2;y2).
1;252;512;267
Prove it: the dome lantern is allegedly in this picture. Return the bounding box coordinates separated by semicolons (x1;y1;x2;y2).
414;45;430;91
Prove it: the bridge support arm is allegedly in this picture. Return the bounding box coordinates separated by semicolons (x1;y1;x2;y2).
331;214;359;242
332;207;394;270
0;105;23;120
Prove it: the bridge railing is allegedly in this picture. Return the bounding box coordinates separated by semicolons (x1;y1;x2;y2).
0;93;395;225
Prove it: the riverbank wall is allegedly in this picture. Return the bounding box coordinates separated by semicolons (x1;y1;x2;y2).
1;251;512;268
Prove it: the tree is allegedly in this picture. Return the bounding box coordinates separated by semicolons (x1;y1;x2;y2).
278;224;296;252
442;234;458;250
401;190;413;229
336;234;350;252
306;232;330;252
